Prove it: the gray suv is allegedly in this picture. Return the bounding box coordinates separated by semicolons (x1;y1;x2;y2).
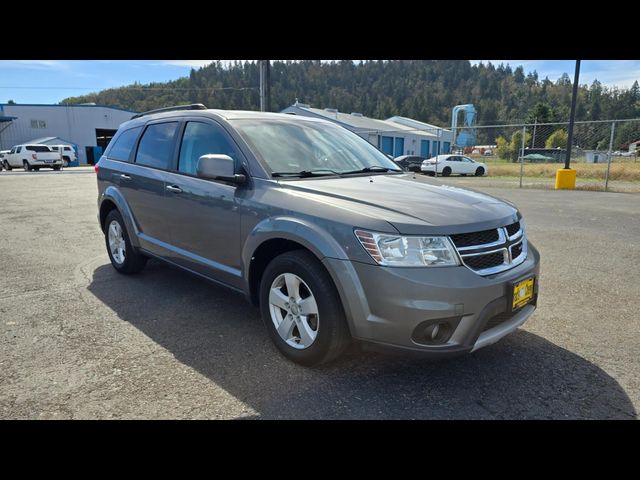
96;104;540;366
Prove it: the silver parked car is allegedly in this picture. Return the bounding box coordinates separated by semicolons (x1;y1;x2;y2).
96;105;540;365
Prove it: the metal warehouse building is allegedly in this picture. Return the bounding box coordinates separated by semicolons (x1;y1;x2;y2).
0;103;136;165
281;102;453;158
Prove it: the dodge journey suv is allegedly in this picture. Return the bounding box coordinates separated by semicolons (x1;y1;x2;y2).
96;104;540;365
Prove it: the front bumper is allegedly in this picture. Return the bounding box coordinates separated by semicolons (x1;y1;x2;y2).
323;242;540;357
420;164;436;173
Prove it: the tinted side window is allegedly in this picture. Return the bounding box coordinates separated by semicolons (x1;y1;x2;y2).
108;126;142;162
178;121;240;176
135;122;179;169
28;145;52;152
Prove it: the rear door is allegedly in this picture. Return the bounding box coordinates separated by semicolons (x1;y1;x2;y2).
117;120;180;256
161;119;244;288
448;155;462;174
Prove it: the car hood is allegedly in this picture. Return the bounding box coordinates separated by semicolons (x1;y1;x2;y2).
281;173;519;235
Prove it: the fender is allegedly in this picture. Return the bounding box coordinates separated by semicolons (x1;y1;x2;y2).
241;215;349;285
99;186;142;249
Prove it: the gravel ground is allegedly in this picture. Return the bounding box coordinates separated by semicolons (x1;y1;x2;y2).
0;167;638;419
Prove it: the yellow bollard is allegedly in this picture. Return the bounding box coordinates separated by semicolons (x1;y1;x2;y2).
555;168;576;190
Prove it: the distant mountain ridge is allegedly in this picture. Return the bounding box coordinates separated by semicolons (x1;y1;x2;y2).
62;60;640;127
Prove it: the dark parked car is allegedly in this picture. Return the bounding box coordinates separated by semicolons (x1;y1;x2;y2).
96;104;540;366
394;154;425;172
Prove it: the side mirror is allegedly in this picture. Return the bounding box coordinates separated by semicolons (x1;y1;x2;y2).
197;154;246;184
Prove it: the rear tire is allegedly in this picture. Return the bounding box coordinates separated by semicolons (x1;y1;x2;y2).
23;161;32;172
442;167;452;177
104;210;147;274
259;250;351;366
53;166;61;171
475;167;485;176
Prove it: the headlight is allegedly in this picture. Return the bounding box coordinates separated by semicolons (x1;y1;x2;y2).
355;230;460;267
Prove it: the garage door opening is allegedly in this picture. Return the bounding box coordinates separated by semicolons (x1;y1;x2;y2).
95;129;117;150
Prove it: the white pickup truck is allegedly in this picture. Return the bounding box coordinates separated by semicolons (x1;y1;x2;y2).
49;144;77;167
3;144;63;171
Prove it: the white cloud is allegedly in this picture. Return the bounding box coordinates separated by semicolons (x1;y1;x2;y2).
160;60;216;68
0;60;65;70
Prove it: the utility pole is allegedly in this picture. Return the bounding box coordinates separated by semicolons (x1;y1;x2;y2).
259;61;265;112
265;60;271;112
259;60;271;112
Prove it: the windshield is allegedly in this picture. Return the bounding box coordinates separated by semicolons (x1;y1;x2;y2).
230;118;402;176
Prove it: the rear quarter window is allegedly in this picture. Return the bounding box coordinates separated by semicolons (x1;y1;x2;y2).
27;145;52;152
107;126;142;162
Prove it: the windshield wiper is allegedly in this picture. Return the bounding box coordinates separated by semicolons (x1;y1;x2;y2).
272;169;340;178
340;166;403;175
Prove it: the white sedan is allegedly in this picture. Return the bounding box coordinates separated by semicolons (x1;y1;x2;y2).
421;154;488;177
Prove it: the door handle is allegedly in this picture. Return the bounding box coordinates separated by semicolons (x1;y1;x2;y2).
120;174;132;181
166;185;183;194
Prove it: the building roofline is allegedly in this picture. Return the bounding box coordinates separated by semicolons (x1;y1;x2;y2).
0;103;137;113
281;105;361;131
26;136;78;146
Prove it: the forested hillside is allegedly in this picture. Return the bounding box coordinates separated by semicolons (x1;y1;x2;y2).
62;60;640;127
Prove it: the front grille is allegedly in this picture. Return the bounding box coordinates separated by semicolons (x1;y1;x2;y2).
482;311;516;332
450;221;527;275
511;242;523;259
506;221;521;237
450;228;499;248
464;251;505;270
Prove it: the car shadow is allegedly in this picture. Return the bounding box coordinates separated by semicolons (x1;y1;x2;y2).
87;261;636;420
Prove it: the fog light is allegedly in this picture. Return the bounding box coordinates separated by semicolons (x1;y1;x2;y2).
423;322;452;344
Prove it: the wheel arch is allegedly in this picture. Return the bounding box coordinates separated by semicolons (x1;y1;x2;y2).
98;186;141;249
243;217;349;306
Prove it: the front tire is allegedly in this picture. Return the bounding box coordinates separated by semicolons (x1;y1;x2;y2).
104;210;147;274
475;167;485;176
259;250;351;366
442;166;452;177
4;161;11;171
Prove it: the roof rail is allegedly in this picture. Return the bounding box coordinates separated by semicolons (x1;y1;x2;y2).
131;103;207;120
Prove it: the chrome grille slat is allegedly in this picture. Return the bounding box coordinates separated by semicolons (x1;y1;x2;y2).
450;221;527;276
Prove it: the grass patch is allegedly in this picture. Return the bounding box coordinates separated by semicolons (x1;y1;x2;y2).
485;161;640;182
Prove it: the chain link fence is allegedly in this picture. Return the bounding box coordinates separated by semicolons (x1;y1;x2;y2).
465;119;640;192
355;118;639;192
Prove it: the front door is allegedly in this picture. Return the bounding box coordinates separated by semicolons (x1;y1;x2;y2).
162;120;243;289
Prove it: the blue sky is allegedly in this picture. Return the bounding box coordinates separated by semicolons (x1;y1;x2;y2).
1;60;639;104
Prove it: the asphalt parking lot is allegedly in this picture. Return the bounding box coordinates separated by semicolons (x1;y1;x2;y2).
1;167;638;419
